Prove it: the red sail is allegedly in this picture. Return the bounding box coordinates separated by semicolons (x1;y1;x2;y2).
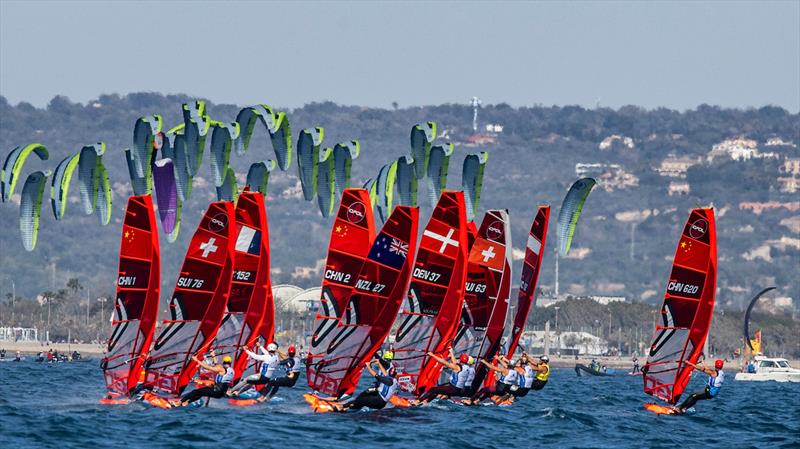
209;191;273;380
102;195;161;396
145;201;236;396
306;188;376;390
506;205;550;357
307;206;419;397
453;210;513;389
393;191;469;395
644;208;717;404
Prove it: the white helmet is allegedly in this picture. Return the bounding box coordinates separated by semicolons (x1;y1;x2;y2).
267;343;278;352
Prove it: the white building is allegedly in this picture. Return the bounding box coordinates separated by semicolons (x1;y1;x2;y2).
520;330;609;355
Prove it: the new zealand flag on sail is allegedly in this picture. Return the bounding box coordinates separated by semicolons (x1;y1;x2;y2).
235;225;261;255
368;233;407;270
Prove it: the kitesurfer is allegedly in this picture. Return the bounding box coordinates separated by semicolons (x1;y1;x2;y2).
258;345;302;402
674;359;725;413
174;355;235;406
328;360;398;412
414;348;474;404
14;351;21;362
228;342;280;396
464;356;519;405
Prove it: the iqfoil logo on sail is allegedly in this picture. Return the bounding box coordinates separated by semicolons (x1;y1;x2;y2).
209;213;228;232
347;202;366;223
689;219;708;239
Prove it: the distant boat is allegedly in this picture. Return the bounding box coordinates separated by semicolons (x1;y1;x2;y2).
735;356;800;382
575;364;617;377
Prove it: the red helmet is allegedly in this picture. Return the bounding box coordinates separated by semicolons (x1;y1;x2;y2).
714;359;724;369
459;353;469;364
288;345;296;355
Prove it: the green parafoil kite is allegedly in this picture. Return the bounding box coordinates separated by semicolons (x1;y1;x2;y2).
462;151;489;221
19;170;50;251
50;153;80;220
557;177;597;257
95;162;112;226
410;121;436;179
395;155;417;206
375;160;398;223
233;105;293;171
297;127;324;201
210;122;240;187
333;140;360;196
78;143;106;215
2;143;49;202
216;167;238;202
246;160;277;196
426;142;453;205
132;115;162;180
317;148;336;217
125;148;149;196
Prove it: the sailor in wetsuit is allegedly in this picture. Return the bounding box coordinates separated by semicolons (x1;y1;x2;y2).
228;342;281;396
465;355;519;405
631;357;640;374
415;348;474;404
498;354;550;402
674;359;725;413
329;359;399;412
174;355;235;406
259;345;302;402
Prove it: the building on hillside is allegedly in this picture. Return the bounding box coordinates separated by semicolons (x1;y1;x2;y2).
598;134;635;151
668;181;691;196
574;163;638;191
707;137;780;162
739;201;800;214
657;154;702;178
765;137;797;148
463;134;496;146
779;158;800;176
778;177;799;193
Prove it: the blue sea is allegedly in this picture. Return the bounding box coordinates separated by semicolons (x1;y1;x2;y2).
1;360;798;449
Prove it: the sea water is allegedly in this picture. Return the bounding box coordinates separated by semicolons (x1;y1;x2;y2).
1;360;798;449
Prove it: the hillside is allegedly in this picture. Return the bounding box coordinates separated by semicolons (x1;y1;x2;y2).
0;94;798;324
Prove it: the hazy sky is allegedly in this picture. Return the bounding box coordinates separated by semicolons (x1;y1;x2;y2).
1;1;798;111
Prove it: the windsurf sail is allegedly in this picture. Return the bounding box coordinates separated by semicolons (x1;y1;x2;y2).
392;191;469;395
101;195;161;396
208;191;273;380
145;201;236;396
643;208;717;404
452;209;513;390
307;206;419;397
306;188;376;390
506;206;550;357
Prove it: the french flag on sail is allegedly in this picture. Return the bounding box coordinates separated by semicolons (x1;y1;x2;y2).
235;225;261;255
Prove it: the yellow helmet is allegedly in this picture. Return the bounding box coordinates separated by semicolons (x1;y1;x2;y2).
383;350;394;361
222;356;233;364
468;356;475;365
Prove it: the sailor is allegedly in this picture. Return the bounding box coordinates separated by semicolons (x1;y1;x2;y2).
590;359;599;372
465;356;519;405
375;349;395;371
674;359;725;413
464;356;477;392
415;348;473;404
631;357;640;374
259;345;302;402
174;355;235;406
504;354;550;402
329;360;398;412
228;342;281;396
13;351;21;362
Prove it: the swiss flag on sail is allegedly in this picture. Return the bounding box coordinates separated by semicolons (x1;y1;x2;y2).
468;238;505;270
420;219;461;259
188;230;228;264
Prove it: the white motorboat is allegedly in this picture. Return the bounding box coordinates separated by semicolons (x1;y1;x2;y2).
735;356;800;382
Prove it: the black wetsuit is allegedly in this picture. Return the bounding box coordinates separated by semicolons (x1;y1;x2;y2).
180;366;234;403
343;374;396;410
262;356;300;398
